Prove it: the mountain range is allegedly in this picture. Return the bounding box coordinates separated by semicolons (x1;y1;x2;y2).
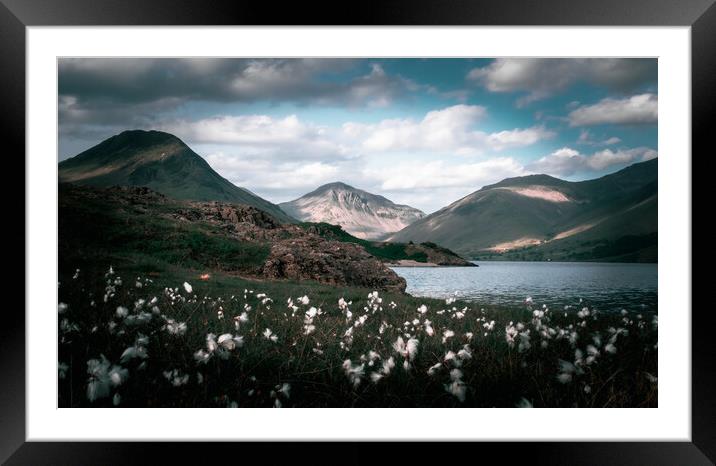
279;182;425;240
58;130;657;262
58;130;294;223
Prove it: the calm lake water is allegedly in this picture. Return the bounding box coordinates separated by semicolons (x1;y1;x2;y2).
391;261;657;313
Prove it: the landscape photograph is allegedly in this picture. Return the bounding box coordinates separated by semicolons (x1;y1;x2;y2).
57;57;658;408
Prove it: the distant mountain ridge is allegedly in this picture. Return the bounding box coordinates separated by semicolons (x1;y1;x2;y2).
390;159;658;262
58;130;294;223
280;182;425;240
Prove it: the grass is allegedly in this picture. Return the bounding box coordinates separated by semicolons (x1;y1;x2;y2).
58;262;658;408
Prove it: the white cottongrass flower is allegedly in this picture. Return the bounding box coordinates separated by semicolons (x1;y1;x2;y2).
442;329;455;344
163;369;190;387
381;356;396;376
86;356;112;402
645;372;658;384
516;397;533;408
120;345;148;364
445;369;467;402
423;319;434;336
299;295;310;305
417;304;428;314
277;383;291;399
392;336;419;361
58;362;69;379
58;302;68;314
427;362;442;376
263;328;278;342
457;346;472;361
218;333;243;351
194;349;211;364
165;319;187;336
183;282;193;294
108;365;128;386
604;343;617;354
113;393;121;406
342;359;365;388
115;306;129;318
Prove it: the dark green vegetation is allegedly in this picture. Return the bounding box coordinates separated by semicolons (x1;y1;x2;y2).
474;233;658;263
58;130;294;223
391;159;657;263
302;222;472;265
59;184;270;276
58;264;658;408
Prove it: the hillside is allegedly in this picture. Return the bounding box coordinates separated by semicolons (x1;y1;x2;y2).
59;184;406;292
390;159;657;262
58;130;294;223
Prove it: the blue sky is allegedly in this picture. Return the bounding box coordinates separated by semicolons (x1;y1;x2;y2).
58;58;657;213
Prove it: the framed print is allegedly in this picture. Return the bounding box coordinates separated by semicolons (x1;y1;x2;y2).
3;0;714;463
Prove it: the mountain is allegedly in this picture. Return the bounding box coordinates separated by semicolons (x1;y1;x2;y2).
389;159;658;262
279;182;425;240
58;130;294;223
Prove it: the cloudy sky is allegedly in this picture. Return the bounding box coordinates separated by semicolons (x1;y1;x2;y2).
58;58;657;213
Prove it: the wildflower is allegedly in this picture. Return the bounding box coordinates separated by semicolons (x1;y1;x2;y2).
199;273;210;281
604;343;617;354
381;356;396;375
115;306;129;318
86;356;112;402
277;383;291;399
442;329;455;344
120;345;148;364
424;320;434;336
427;362;442;376
218;333;243;351
58;362;69;379
108;365;128;386
516;397;533;408
645;372;658;384
457;347;472;361
165;319;187;336
263;328;278;342
58;303;68;314
418;304;428;314
183;282;193;294
342;359;365;388
194;349;211;364
299;295;310;305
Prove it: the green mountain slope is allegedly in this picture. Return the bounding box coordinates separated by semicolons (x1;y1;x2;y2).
389;159;657;262
58;130;294;223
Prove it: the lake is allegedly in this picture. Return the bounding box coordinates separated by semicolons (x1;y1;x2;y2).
390;261;658;313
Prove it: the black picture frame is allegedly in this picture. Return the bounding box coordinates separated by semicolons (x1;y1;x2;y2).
3;0;713;464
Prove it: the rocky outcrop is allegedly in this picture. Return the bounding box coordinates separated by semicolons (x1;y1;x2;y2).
262;237;407;292
65;184;407;292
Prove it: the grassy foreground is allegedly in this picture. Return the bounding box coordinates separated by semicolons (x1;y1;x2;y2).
58;262;657;408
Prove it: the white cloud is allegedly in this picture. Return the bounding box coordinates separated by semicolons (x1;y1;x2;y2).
367;157;526;191
160;114;352;160
568;94;658;126
344;105;552;155
529;146;657;176
467;58;656;105
166;105;552;163
577;129;621;146
205;152;342;195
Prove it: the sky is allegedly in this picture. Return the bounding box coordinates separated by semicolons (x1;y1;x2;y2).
58;58;658;214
